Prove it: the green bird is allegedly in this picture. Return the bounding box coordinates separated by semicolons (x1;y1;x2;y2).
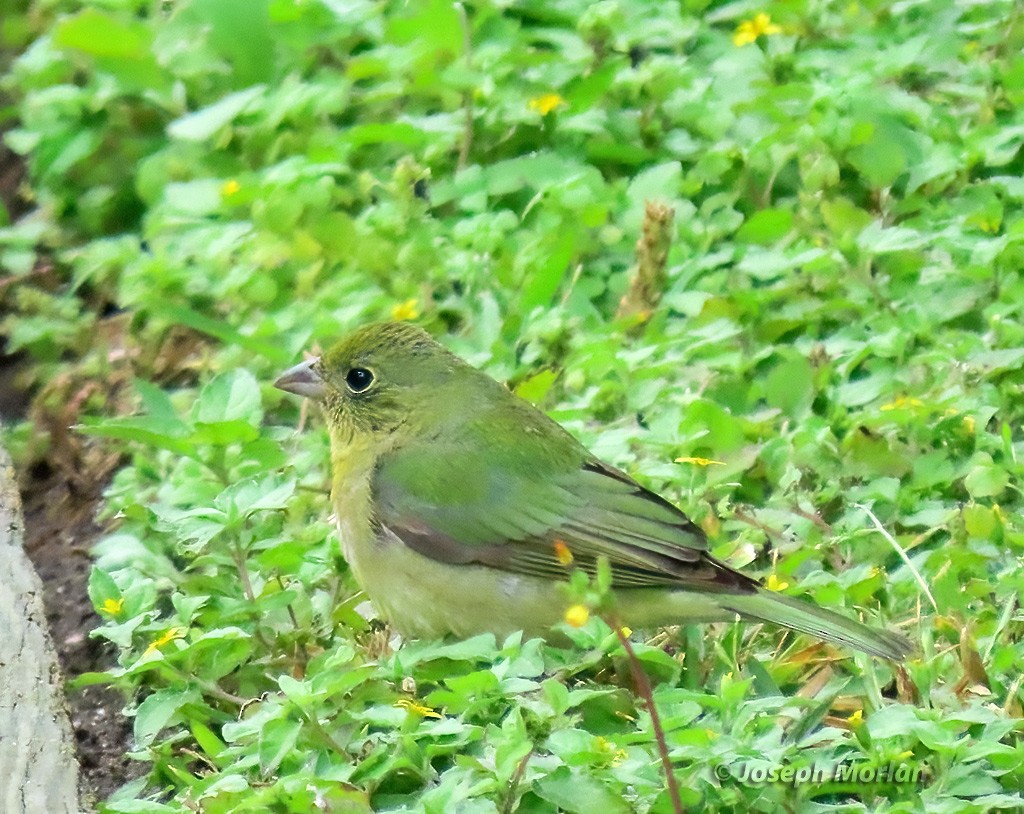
275;322;910;660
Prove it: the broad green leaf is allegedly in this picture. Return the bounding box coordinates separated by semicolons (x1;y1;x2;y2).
534;766;631;814
258;716;303;775
167;86;266;142
736;208;793;244
134;687;199;748
964;463;1009;499
193;369;263;426
54;9;151;59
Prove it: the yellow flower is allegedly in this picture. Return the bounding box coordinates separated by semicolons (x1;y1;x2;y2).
564;604;590;627
619;626;632;638
962;415;976;434
595;736;629;766
879;396;924;411
675;456;726;466
528;93;566;115
394;699;442;718
100;597;124;615
144;627;185;656
390;298;419;321
766;573;790;592
553;539;574;566
732;13;782;46
221;179;241;197
847;709;864;728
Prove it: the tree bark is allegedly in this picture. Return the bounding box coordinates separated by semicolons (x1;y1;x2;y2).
0;445;82;813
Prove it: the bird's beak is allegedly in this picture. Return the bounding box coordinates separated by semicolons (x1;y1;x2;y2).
274;357;326;400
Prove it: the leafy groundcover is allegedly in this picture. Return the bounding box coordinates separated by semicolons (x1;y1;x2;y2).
2;0;1023;811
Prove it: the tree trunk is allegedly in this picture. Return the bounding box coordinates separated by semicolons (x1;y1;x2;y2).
0;445;82;813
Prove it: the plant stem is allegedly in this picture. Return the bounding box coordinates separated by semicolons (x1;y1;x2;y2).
501;747;534;814
614;625;684;814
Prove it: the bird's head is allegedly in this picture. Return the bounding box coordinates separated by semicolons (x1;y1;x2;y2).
274;322;466;444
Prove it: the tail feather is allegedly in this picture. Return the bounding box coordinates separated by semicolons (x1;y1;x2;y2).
720;589;911;661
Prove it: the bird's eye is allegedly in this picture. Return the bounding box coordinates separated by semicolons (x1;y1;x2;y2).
345;367;375;393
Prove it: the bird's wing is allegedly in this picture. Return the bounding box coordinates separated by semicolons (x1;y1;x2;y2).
372;400;753;593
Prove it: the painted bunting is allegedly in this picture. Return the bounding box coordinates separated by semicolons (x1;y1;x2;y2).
275;322;910;660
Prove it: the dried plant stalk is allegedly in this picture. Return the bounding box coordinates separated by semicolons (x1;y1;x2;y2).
618;200;675;321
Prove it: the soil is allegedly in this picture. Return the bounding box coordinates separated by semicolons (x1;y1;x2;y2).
1;121;28;224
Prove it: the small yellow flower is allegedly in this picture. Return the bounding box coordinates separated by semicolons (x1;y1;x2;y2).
675;456;726;466
528;93;566;115
962;415;976;434
619;626;632;638
144;627;185;656
879;396;924;411
847;709;864;728
100;597;124;615
564;604;590;628
553;539;574;566
394;699;442;718
595;737;629;766
390;298;419;321
766;574;790;592
732;12;782;47
221;179;241;197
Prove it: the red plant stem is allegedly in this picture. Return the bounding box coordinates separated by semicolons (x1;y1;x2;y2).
614;625;684;814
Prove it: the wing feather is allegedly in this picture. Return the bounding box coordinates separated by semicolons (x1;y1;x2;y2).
372;400;753;595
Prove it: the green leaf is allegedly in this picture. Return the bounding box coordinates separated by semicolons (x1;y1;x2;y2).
964;463;1009;499
736;208;793;244
193;369;263;426
962;504;999;539
258;716;303;775
278;674;313;706
167;86;266;142
625;161;681;230
175;0;275;86
514;369;558;404
846;118;916;188
344;122;429;148
216;474;296;516
191;720;227;759
534;766;631;814
87;566;121;610
77;416;197;459
134;687;199;748
764;354;813;418
102;803;180;814
521;230;576;310
856;222;928;253
54;9;151;59
145;302;292;363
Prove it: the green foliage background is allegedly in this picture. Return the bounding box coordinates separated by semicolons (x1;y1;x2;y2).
2;0;1024;811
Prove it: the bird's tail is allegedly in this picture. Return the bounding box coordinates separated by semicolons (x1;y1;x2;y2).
719;589;912;661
